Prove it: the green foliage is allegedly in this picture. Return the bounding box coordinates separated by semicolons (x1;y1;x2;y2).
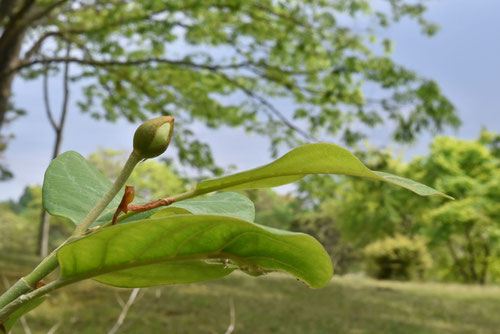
43;151;127;226
195;143;451;198
295;131;500;283
58;214;333;289
154;192;256;222
1;186;72;253
416;133;500;284
364;235;432;280
0;203;36;253
2;0;460;173
290;201;359;275
247;189;295;229
0;114;453;330
39;142;447;292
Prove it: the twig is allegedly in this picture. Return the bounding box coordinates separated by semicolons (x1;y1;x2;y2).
216;72;317;143
127;197;175;213
19;317;32;334
43;71;58;131
1;275;32;334
46;321;62;334
107;288;140;334
114;291;125;308
224;297;235;334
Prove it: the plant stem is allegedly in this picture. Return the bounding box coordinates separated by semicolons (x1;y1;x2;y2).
73;151;141;235
99;189;198;229
0;151;141;313
0;249;59;310
0;278;75;324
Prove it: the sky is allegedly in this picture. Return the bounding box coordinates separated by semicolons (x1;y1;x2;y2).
1;0;499;201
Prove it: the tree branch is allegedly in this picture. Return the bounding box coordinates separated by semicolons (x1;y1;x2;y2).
58;44;70;133
26;0;67;24
12;56;250;74
22;31;62;61
107;288;140;334
216;72;317;142
224;297;236;334
43;70;58;131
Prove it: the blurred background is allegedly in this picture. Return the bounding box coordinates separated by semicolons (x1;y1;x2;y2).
0;0;499;333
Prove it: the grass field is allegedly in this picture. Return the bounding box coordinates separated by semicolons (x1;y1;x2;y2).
1;255;500;334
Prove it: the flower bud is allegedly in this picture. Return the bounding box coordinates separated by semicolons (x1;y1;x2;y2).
133;116;174;159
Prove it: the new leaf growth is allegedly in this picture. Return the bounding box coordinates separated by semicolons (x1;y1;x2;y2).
133;116;174;159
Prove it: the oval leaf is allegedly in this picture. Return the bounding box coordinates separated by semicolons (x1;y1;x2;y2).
57;215;333;289
42;151;125;225
153;192;255;222
195;143;453;199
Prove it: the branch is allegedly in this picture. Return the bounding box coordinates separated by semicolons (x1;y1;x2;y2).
107;288;140;334
46;321;62;334
26;0;67;24
22;31;62;61
43;70;58;131
8;0;35;24
224;297;236;334
217;73;317;142
12;57;250;74
58;44;71;131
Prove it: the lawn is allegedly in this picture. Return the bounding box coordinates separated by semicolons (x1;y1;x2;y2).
1;255;499;334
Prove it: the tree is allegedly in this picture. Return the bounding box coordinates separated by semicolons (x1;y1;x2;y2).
415;132;500;284
245;188;296;230
296;147;427;247
295;131;500;283
0;0;459;176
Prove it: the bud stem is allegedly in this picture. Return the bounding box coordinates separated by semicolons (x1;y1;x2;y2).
73;151;142;235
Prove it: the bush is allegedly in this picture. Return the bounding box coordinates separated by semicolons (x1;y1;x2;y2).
364;235;432;280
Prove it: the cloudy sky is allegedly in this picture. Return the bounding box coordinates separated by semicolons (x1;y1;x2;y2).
2;0;499;201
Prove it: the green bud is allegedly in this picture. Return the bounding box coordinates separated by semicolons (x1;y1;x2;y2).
133;116;174;159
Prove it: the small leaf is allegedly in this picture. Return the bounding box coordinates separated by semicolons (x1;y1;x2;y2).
57;215;333;289
153;192;255;222
2;297;46;332
195;143;452;199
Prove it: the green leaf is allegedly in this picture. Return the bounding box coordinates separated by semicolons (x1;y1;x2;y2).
43;152;256;226
2;297;46;332
153;192;255;222
195;143;453;199
42;151;124;226
57;215;333;289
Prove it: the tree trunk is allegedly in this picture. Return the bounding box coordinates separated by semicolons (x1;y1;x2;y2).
0;31;24;132
0;0;33;132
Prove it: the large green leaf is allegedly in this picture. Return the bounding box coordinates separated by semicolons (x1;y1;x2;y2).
194;143;453;199
57;215;333;289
